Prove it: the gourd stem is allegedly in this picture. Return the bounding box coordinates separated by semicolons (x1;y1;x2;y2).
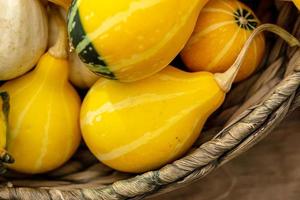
48;5;68;59
214;23;300;93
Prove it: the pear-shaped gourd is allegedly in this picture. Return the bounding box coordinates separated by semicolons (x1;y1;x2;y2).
80;24;299;173
82;66;225;173
0;0;48;80
1;8;81;174
68;0;209;82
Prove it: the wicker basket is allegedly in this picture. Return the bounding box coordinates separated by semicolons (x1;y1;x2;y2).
1;1;300;199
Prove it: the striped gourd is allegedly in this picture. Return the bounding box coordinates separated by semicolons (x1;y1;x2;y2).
0;7;81;174
67;0;209;82
181;0;266;82
81;66;225;173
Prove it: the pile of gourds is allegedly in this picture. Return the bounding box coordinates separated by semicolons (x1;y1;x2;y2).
0;0;299;174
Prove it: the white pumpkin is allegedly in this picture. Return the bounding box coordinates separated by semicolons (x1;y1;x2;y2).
69;53;100;89
0;0;48;80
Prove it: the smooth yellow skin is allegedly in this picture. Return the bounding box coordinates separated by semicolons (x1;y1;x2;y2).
1;53;81;174
74;0;209;82
48;0;71;10
181;0;266;82
81;66;225;173
293;0;300;9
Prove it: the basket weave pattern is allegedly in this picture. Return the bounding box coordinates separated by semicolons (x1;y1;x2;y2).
0;2;300;200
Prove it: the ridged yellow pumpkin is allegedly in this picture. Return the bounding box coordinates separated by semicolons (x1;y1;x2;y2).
181;0;266;82
1;7;81;174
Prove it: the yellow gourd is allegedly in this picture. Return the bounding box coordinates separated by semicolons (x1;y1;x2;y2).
68;0;209;82
181;0;266;82
80;24;299;173
1;7;81;174
0;92;14;171
48;0;71;10
81;67;224;173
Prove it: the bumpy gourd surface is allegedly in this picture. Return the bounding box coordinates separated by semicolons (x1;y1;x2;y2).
181;0;265;82
68;0;208;82
81;66;225;173
1;53;81;174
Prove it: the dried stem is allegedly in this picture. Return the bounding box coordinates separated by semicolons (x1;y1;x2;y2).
214;23;300;93
48;5;68;59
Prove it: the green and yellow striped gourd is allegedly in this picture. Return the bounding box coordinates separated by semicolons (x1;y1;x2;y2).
67;0;209;82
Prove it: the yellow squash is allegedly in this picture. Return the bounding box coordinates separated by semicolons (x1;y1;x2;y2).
1;7;81;174
80;24;298;173
68;0;209;82
81;67;224;173
181;0;266;82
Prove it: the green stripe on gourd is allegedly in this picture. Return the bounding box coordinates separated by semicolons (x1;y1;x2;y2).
67;2;116;80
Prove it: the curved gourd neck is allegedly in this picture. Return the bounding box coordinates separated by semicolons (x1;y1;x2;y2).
34;5;69;81
48;5;68;60
34;53;69;82
214;24;300;93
